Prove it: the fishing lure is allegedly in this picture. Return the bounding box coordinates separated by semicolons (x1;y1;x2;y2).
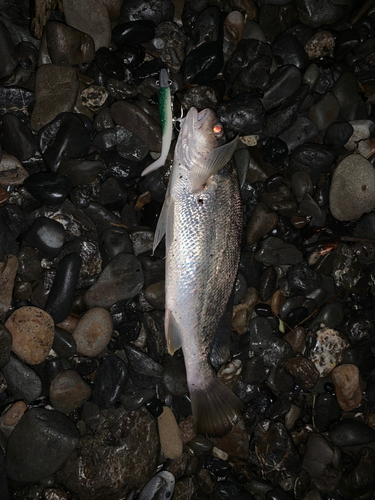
141;68;173;176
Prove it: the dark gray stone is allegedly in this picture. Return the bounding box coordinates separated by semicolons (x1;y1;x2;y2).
6;408;79;482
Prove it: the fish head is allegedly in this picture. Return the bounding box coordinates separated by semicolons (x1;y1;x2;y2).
177;107;227;168
177;107;238;192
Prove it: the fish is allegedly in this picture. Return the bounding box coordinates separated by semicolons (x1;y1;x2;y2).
154;106;244;437
141;68;173;176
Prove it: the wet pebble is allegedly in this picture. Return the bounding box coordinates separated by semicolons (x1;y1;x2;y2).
120;387;156;410
158;406;183;459
45;21;95;65
6;408;79;482
5;306;54;365
249;317;273;354
246;202;278;246
306;326;348;377
57;407;159;499
0;153;28;186
138;471;175;500
23;216;65;259
1;400;27;436
330;154;375;221
254;420;299;482
111;100;162;152
0;323;12;368
284;356;319;389
329;418;375;448
72;307;113;357
217;93;266;135
125;344;163;387
331;363;363;411
302;434;342;494
45;253;82;323
24;172;73;206
255;237;303;266
49;369;91;413
324;121;354;147
62;0;111;51
2;354;42;403
91;354;128;409
31;64;79;131
84;253;144;308
287;262;322;295
0;254;17;317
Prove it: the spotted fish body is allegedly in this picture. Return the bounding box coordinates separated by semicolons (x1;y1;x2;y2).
155;106;244;436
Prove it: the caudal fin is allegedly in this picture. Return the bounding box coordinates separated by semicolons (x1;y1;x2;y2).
190;376;244;437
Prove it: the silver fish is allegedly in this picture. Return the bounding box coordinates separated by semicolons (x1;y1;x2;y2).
154;106;244;437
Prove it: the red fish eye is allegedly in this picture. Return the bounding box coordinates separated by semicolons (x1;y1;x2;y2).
213;124;223;135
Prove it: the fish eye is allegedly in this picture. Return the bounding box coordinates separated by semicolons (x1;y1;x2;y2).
213;124;224;136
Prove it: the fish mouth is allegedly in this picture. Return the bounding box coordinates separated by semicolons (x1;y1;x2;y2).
197;109;207;121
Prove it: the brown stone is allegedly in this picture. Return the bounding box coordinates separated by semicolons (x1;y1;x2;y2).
30;64;79;131
283;326;305;353
111;101;162;152
228;0;256;19
0;254;18;314
0;154;29;186
30;0;58;39
144;281;165;310
166;451;188;479
246;202;278;245
56;313;80;333
158;406;183;460
271;289;287;316
56;407;159;500
332;364;363;412
329;154;375;221
5;306;54;365
367;413;375;430
45;21;95;65
3;400;27;427
173;477;195;500
232;287;258;334
62;0;111;51
211;417;249;459
304;31;335;59
101;0;121;19
72;308;113;357
284;356;319;390
0;186;9;205
50;370;91;413
179;415;196;445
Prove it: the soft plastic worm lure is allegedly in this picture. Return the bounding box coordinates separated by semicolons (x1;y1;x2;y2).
141;68;173;176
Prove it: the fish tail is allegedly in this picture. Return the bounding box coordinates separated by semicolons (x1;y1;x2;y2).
190;375;244;437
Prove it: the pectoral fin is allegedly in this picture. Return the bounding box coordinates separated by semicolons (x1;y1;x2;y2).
190;136;238;192
165;307;182;355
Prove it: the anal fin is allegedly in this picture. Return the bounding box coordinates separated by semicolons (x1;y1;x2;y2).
153;195;174;253
165;307;182;355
